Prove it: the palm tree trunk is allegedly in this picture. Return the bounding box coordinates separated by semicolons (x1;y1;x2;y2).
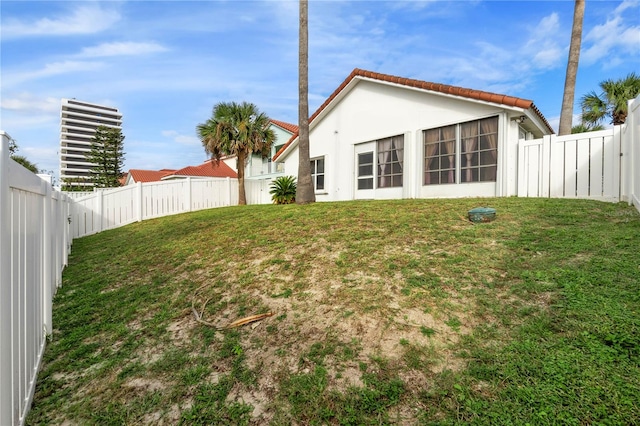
558;0;585;135
237;151;247;205
296;0;315;204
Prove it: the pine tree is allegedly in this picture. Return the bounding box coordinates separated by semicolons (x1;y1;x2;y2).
86;126;125;188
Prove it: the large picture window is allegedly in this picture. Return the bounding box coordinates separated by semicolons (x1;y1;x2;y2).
424;116;498;185
377;135;404;188
311;157;325;191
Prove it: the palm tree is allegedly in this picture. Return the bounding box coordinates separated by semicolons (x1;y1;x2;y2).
580;73;640;126
11;155;38;173
571;123;604;134
197;101;275;205
296;0;315;204
558;0;585;135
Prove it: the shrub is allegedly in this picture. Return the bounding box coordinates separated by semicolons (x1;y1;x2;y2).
270;175;297;204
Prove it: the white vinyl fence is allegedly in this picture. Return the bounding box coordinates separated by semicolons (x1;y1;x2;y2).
70;177;274;239
518;95;639;208
518;127;622;201
1;132;72;426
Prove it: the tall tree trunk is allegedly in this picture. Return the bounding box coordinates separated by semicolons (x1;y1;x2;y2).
237;151;247;205
558;0;585;135
296;0;315;204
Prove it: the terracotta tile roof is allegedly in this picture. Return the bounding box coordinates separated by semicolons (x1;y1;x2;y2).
270;119;298;134
164;159;237;179
274;68;554;160
127;160;237;184
128;169;177;183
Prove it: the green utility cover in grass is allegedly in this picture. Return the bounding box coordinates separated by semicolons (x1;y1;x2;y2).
468;207;496;223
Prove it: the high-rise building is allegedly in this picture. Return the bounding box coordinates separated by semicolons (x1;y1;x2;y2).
59;98;122;189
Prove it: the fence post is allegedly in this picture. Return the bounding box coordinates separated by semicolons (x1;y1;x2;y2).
136;182;143;222
226;177;232;206
63;193;70;265
0;132;13;425
42;179;53;335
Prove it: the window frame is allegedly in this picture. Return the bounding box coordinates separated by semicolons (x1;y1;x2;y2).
357;151;375;190
310;156;325;192
423;116;499;186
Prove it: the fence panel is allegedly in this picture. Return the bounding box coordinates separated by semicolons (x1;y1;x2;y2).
245;178;274;205
517;137;548;198
190;178;232;210
102;185;137;231
589;136;605;197
142;180;187;220
575;136;590;197
519;128;622;202
1;132;71;426
70;194;99;238
603;129;621;200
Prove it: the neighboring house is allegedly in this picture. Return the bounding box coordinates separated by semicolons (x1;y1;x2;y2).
242;119;298;180
274;68;554;201
123;160;237;185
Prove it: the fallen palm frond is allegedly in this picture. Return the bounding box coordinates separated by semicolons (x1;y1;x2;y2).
191;283;273;330
220;312;274;330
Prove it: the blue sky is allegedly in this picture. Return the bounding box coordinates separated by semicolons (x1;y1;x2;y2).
1;1;638;180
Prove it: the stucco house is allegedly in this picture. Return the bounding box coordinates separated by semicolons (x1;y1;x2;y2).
274;68;554;201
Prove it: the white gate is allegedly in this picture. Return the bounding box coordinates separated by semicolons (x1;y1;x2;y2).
518;127;622;202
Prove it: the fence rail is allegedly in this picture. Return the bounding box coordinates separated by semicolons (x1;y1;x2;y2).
1;132;71;426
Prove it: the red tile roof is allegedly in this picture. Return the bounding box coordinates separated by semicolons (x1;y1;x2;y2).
274;68;554;160
270;119;298;134
128;169;177;183
166;159;237;179
127;160;237;184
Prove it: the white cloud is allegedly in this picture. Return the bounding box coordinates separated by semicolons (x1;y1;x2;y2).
162;130;200;146
614;0;639;15
78;42;169;58
4;61;105;85
522;13;564;70
582;1;640;65
1;93;60;113
2;5;120;38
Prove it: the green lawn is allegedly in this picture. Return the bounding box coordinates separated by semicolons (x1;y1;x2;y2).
27;198;640;425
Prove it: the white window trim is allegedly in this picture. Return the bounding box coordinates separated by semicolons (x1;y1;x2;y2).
311;156;326;193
